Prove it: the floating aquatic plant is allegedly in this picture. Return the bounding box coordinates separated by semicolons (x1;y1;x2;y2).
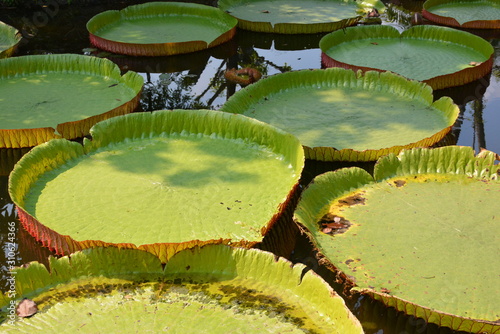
218;0;385;34
423;0;500;29
0;245;363;333
9;110;304;262
0;21;21;59
0;54;143;148
87;2;238;56
294;146;500;333
222;68;458;161
320;25;494;89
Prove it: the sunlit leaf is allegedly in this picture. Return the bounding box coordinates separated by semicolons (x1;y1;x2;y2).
320;25;495;89
0;21;21;59
294;146;500;332
0;245;363;333
87;2;238;56
423;0;500;29
222;68;458;161
0;54;143;148
218;0;385;33
9;110;304;263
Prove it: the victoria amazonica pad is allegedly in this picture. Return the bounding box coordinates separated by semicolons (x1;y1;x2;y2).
0;21;21;59
0;54;143;148
320;25;494;89
221;68;458;162
423;0;500;29
218;0;385;34
294;146;500;333
9;110;304;262
87;2;238;56
0;246;363;333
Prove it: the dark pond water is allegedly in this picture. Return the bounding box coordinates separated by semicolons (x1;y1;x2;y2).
0;0;499;333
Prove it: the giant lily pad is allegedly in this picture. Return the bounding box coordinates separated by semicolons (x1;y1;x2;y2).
87;2;238;56
294;146;500;332
320;25;495;89
423;0;500;29
9;110;304;262
218;0;385;34
0;21;21;59
0;245;363;333
0;54;143;149
221;68;459;162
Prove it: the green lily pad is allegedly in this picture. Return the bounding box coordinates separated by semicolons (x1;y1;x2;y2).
320;25;495;89
0;54;143;148
0;21;21;59
221;68;458;162
294;146;500;332
218;0;385;34
87;2;238;56
0;245;362;333
423;0;500;29
9;110;304;262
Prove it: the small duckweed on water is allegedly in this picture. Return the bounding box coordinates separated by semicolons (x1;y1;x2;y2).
7;277;323;333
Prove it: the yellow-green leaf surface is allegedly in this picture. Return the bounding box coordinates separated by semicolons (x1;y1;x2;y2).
0;54;143;148
9;110;304;262
218;0;385;33
87;2;237;56
294;146;500;332
221;68;458;162
0;246;363;333
320;25;494;89
423;0;500;29
0;21;20;59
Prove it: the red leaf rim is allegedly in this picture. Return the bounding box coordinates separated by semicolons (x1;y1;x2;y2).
421;8;500;30
16;180;301;263
234;16;361;34
89;28;237;57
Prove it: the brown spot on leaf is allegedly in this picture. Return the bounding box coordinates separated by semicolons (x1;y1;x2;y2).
318;213;352;235
322;227;332;234
16;298;38;318
338;193;366;206
393;179;406;187
381;287;391;294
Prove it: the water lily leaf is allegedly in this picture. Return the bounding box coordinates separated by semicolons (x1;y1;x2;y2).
423;0;500;29
9;110;304;262
0;21;21;59
320;25;495;89
0;245;363;333
0;54;143;148
218;0;385;34
87;2;238;56
221;68;458;161
294;146;500;332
